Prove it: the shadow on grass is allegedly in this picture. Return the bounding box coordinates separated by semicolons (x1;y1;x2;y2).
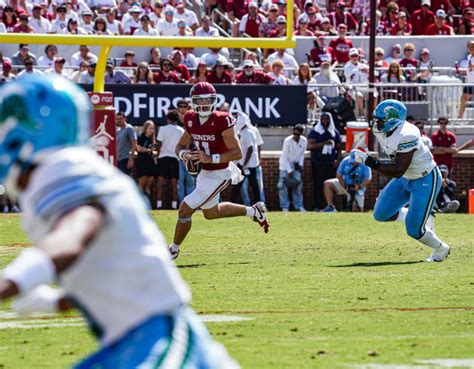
328;260;424;267
177;263;207;269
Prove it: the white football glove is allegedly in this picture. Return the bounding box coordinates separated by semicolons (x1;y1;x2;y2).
352;149;368;164
12;285;64;317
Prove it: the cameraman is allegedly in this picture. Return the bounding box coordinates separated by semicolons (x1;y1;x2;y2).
321;149;372;212
278;125;308;212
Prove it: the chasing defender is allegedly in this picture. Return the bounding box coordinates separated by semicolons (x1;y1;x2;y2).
0;75;239;368
353;100;450;262
169;82;269;259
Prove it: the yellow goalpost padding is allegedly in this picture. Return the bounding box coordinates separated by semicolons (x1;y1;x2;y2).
0;0;294;92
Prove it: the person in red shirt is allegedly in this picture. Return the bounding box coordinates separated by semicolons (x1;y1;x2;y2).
382;1;399;31
309;35;337;66
411;0;436;35
206;60;232;84
329;23;353;64
295;17;315;36
169;82;269;259
399;42;418;80
238;2;265;38
169;49;190;82
457;7;474;34
426;9;455;34
120;51;138;68
2;6;18;31
236;60;274;84
12;12;35;33
153;59;181;84
328;1;358;33
431;117;457;174
391;11;412;35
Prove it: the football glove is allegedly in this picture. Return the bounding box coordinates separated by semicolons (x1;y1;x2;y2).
352;149;380;169
12;285;63;317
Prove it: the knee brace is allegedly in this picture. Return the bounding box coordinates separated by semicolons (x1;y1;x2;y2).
178;216;192;224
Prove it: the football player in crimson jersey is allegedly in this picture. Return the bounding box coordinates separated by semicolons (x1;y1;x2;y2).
170;82;269;259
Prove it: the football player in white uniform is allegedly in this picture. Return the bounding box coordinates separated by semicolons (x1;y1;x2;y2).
353;100;450;262
0;75;238;368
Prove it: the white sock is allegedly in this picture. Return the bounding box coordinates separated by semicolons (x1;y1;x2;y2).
157;201;162;208
170;243;180;252
245;206;255;218
418;229;443;249
396;207;408;222
171;201;177;209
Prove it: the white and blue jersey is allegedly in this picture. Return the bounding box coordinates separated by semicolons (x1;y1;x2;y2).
19;147;238;368
373;121;441;239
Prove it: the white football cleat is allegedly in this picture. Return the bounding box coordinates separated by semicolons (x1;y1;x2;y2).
168;244;180;260
252;202;269;233
426;242;450;262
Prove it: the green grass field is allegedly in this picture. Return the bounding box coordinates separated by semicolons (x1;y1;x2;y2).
0;211;473;369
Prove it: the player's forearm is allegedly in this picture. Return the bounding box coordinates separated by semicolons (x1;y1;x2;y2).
220;147;242;163
243;147;253;167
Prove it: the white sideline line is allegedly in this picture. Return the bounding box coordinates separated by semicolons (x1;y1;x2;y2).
352;358;474;369
200;315;253;322
417;359;474;367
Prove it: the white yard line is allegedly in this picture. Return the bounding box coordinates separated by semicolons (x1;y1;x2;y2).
352;358;474;369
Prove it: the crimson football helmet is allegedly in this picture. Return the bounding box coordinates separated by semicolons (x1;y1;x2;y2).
190;82;217;117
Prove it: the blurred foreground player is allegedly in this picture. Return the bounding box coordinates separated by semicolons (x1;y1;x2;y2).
170;82;269;259
0;76;239;369
353;100;450;262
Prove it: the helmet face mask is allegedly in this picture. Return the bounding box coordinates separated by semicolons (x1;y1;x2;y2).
190;82;217;117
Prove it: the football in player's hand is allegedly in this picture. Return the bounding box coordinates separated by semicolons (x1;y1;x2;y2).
186;158;201;176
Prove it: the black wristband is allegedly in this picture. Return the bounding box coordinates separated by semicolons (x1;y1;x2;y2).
365;155;381;170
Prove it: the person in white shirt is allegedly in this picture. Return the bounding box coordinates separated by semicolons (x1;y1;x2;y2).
37;45;58;68
78;62;96;83
292;63;317;85
182;48;198;69
45;57;69;77
156;5;179;35
134;14;159;35
195;15;219;36
459;41;474;118
268;60;292;85
30;4;51;33
90;0;117;14
174;2;198;31
155;110;185;210
149;1;163;27
177;19;193;36
49;5;69;33
278;125;308;212
266;49;298;78
79;10;95;33
70;45;98;68
17;57;45;76
105;8;122;34
123;5;142;34
201;48;228;67
344;47;368;117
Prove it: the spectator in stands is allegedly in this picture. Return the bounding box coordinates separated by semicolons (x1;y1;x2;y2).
259;3;278;37
244;51;262;68
206;59;232;83
392;10;412;34
116;111;137;176
106;8;122;34
414;120;433;149
176;99;189;121
411;0;435;35
459;41;474;118
292;63;316;85
431;117;457;174
190;60;208;83
201;48;228;67
328;1;357;33
329;23;352;65
17;57;43;76
267;48;298;78
426;9;455;34
457;7;473;34
120;50;138;68
318;17;337;35
38;45;58;68
134;14;158;35
195;15;219;36
344;48;368;117
135;120;157;199
384;43;402;66
374;47;389;79
133;62;154;84
69;61;87;82
92;17;112;34
314;61;341;102
383;1;399;30
381;61;405;83
29;4;51;34
153;58;181;83
12;44;37;66
0;60;15;82
174;2;199;31
105;60;131;83
12;12;35;33
149;47;162;66
50;5;68;34
295;16;315;36
156;110;184;210
227;62;236;83
304;6;322;33
177;19;193;35
78;61;96;83
182;48;198;69
307;112;341;210
2;6;17;32
321;149;372;212
278;124;308;212
236;59;274;84
157;5;179;35
80;10;95;33
70;45;98;68
231;114;262;204
268;60;292;84
268;15;287;40
239;2;265;37
435;164;460;213
67;18;88;34
92;0;118;15
400;42;418;80
169;49;190;81
309;35;337;67
361;10;388;35
45;57;68;76
65;3;81;25
123;5;142;34
150;1;163;26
